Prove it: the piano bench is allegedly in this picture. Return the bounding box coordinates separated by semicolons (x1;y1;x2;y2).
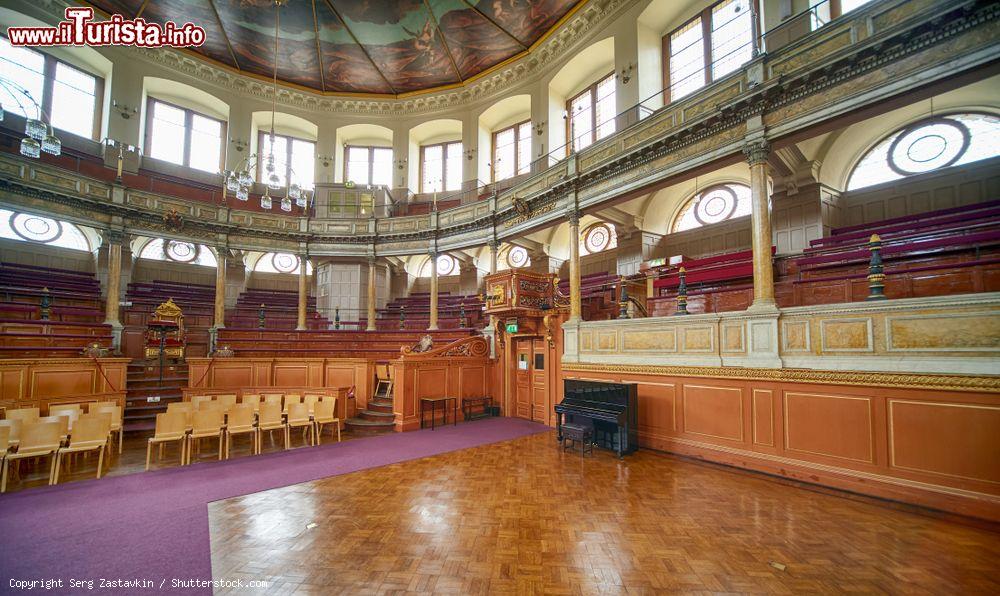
561;423;593;457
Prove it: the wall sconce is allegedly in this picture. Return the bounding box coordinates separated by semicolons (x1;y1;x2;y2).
619;63;635;85
395;158;407;170
317;154;332;168
534;121;546;136
465;148;476;161
230;138;248;153
111;100;137;119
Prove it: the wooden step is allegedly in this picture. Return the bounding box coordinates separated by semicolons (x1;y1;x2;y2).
344;417;394;434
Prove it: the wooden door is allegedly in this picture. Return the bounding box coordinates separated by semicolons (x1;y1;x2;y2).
531;340;549;423
514;339;532;420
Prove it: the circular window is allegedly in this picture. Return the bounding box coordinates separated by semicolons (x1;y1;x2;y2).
694;186;739;226
11;213;61;243
165;241;197;263
507;246;529;268
583;224;612;254
436;254;456;276
271;253;299;274
888;118;969;176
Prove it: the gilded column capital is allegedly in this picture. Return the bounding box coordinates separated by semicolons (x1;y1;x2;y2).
102;229;129;246
367;254;377;266
742;140;771;166
566;209;582;226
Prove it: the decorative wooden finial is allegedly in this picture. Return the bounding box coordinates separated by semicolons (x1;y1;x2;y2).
866;234;887;301
675;267;689;315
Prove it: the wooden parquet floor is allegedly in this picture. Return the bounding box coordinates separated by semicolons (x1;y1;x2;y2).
208;430;1000;595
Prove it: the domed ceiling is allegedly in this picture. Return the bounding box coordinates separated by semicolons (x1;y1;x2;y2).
85;0;584;95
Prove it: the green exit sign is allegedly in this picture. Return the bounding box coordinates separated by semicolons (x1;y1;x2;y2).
505;319;518;333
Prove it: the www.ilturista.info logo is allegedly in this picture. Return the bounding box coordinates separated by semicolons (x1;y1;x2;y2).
7;7;206;48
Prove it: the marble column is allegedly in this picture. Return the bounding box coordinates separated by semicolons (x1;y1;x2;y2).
428;251;439;330
213;247;227;329
366;256;377;331
103;231;124;331
568;211;582;321
743;140;776;308
488;239;499;275
296;255;308;330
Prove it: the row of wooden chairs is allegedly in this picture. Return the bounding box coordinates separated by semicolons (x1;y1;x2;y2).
0;411;115;492
2;403;124;454
146;394;341;470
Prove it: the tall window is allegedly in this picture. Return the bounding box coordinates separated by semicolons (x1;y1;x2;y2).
146;99;225;173
492;120;532;182
847;113;1000;190
0;37;102;139
421;141;462;193
567;73;616;153
345;145;393;187
258;132;315;190
672;183;751;232
665;0;756;103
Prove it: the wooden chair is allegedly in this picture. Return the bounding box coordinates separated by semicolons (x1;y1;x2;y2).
86;401;117;413
303;394;322;416
225;405;257;458
283;394;303;414
216;394;238;408
0;419;22;450
285;402;314;448
197;400;225;412
241;394;262;410
53;413;111;484
166;402;195;431
0;426;8;480
38;415;70;444
5;407;39;424
92;405;124;455
190;395;213;409
1;420;61;492
187;409;224;465
145;412;187;471
49;404;83;418
257;402;286;451
262;393;284;406
313;397;341;444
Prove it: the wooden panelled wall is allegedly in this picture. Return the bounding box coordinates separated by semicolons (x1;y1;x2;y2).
563;367;1000;521
0;357;128;412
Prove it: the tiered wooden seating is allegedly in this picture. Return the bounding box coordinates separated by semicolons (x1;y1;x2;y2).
647;203;1000;316
122;280;214;358
0;264;110;357
216;328;475;360
557;272;621;320
376;292;484;330
227;287;328;330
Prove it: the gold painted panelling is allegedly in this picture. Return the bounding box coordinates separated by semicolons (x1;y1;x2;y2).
682;81;743;121
580;142;622;171
580;331;593;352
820;318;872;352
0;160;23;178
722;324;744;353
887;313;1000;352
596;332;617;351
682;326;714;352
770;27;853;77
624;110;677;149
872;0;933;30
782;320;810;352
622;329;677;352
31;170;79;192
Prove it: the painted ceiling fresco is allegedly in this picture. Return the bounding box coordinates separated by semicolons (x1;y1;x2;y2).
84;0;583;95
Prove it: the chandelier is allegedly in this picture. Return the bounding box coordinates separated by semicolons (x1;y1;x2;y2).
220;0;309;213
0;77;62;159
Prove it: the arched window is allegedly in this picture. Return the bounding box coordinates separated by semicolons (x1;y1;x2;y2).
253;252;312;275
419;254;458;277
498;245;531;270
672;183;751;232
580;223;618;255
847;113;1000;190
138;239;217;267
0;208;91;251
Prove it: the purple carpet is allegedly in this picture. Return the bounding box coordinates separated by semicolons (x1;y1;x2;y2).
0;418;548;594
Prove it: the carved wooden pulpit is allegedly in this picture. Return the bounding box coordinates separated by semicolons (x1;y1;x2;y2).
144;298;186;360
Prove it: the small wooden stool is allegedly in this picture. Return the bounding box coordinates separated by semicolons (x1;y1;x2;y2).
561;423;593;457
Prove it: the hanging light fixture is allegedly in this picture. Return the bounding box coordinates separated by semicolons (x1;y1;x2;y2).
41;126;61;156
280;196;292;212
0;78;60;160
19;137;41;158
236;185;249;201
24;117;46;141
261;187;273;210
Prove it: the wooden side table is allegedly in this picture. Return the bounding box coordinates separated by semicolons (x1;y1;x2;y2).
462;396;493;421
420;396;458;430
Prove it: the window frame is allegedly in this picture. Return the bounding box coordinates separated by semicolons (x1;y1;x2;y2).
490;118;531;183
0;36;105;140
419;140;462;194
565;72;615;156
256;130;315;188
344;144;393;187
661;0;761;103
144;97;227;172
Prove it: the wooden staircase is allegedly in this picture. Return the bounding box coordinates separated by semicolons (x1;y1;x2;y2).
124;360;188;432
345;379;395;434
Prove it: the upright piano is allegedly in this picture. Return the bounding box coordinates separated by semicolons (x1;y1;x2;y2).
556;380;638;457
